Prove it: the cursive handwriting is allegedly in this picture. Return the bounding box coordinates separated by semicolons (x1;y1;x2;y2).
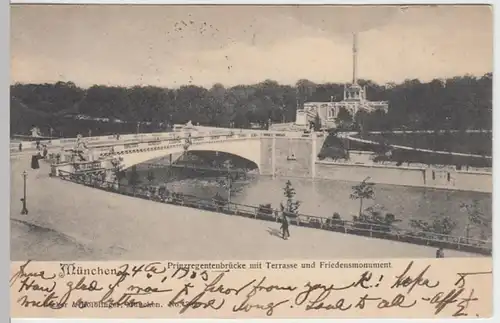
246;276;297;297
295;271;376;307
391;261;439;294
17;276;56;294
231;276;297;316
98;265;131;304
454;271;492;289
355;293;417;310
29;276;106;309
10;260;491;317
169;283;225;314
130;262;167;278
204;272;256;296
10;260;56;287
127;284;172;295
305;294;352;311
233;297;289;316
428;288;465;315
17;292;67;309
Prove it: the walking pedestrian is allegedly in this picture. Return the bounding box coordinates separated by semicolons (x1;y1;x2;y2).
31;153;40;169
436;247;444;258
281;214;290;240
18;142;22;152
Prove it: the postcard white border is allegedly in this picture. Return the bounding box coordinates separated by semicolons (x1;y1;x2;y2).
3;0;498;323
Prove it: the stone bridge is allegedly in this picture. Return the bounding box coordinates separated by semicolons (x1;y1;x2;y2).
98;133;263;170
48;127;327;178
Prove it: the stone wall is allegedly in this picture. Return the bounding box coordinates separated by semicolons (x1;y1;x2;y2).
259;137;274;176
274;137;313;177
315;162;492;193
316;162;426;187
259;134;327;178
426;169;492;193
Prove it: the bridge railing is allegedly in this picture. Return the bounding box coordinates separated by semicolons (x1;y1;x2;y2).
11;127;325;152
93;131;321;159
55;170;492;256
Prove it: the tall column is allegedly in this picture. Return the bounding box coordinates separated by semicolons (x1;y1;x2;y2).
311;133;317;179
272;135;276;177
352;32;358;85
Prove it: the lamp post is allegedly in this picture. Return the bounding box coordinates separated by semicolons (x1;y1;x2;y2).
21;171;28;215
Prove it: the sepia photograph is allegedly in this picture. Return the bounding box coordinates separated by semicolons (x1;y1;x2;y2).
10;4;493;262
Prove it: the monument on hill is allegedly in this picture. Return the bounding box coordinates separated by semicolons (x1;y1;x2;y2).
295;33;389;129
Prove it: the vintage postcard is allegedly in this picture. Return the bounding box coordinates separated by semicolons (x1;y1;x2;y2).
9;3;493;319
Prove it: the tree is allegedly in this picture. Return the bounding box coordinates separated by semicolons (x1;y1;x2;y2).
10;74;492;137
215;160;241;205
335;107;353;129
410;215;458;236
460;200;490;243
432;215;457;235
350;177;375;216
354;110;370;135
281;180;301;216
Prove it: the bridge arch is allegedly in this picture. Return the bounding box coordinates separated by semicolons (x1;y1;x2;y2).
115;138;262;173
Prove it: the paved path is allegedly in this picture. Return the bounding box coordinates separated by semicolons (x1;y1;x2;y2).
341;133;491;159
10;155;482;261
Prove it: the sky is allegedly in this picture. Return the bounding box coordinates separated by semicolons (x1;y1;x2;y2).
10;4;493;88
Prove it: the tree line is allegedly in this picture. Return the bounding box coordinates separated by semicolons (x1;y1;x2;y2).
10;73;492;136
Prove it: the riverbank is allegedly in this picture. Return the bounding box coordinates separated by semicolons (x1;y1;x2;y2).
127;162;492;244
10;156;483;260
315;161;492;193
142;154;492;193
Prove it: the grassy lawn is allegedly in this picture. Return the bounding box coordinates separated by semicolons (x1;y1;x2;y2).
357;132;492;156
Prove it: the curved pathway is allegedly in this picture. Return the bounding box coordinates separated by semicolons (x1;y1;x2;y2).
10;155;482;261
341;133;492;159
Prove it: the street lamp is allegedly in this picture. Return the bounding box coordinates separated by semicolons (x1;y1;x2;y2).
21;171;28;215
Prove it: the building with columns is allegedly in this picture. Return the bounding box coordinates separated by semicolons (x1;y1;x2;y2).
295;33;389;129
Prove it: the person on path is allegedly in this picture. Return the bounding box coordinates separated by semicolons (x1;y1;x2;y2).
31;152;40;169
436;247;444;258
281;214;290;240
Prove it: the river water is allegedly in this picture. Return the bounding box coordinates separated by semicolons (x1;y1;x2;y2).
129;165;492;240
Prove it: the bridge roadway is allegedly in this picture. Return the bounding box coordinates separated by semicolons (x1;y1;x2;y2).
10;154;481;261
9;126;266;153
